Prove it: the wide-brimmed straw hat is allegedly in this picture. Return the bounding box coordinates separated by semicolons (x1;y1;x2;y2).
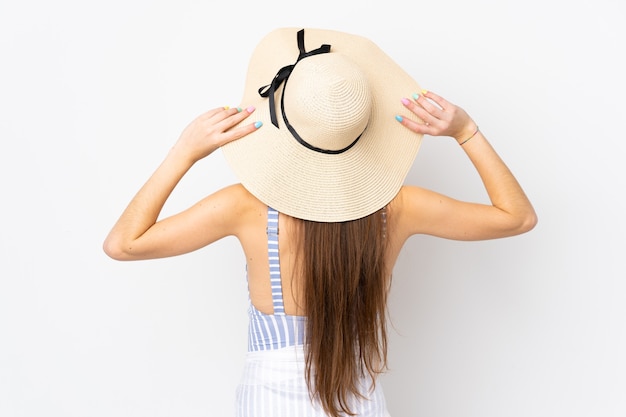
221;27;423;222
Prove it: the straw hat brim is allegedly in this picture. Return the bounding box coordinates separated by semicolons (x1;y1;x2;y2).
221;27;423;222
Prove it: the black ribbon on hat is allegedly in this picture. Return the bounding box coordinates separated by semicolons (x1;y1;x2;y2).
258;29;331;128
258;29;363;155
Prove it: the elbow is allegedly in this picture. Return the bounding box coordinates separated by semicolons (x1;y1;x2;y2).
102;236;131;261
515;209;538;235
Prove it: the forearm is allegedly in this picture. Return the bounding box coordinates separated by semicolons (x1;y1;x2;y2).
103;148;194;258
103;106;260;260
459;130;537;231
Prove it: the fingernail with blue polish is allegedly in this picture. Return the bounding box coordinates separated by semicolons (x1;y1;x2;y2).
254;121;263;129
395;115;403;123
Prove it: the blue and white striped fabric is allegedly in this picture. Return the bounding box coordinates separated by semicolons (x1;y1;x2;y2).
248;305;306;351
267;207;284;315
247;207;306;352
236;346;390;417
237;207;390;416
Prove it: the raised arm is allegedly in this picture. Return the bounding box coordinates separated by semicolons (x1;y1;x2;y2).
393;91;537;242
103;106;261;261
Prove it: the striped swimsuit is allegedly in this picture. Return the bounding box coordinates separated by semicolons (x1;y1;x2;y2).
235;207;390;417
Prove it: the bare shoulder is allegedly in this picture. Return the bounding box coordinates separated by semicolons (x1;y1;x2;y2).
219;183;259;204
389;185;433;219
387;185;432;241
211;183;266;218
390;184;473;241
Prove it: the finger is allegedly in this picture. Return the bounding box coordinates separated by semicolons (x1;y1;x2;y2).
211;106;244;124
219;120;263;147
200;107;230;120
217;105;257;131
394;114;436;136
420;90;452;111
413;92;446;120
401;97;442;128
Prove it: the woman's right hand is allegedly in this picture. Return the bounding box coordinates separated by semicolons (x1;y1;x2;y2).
171;105;260;164
103;105;261;261
398;90;478;144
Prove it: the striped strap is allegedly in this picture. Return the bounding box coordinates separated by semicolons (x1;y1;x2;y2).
267;207;285;315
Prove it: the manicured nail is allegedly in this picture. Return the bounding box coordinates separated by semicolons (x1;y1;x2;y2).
236;107;242;112
401;98;410;105
246;106;256;113
395;115;403;123
421;89;428;95
254;121;263;129
223;106;230;110
412;93;420;100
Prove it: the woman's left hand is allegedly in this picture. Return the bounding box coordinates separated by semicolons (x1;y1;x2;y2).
398;91;477;144
172;106;261;164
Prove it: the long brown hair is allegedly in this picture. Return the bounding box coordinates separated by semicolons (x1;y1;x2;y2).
296;207;389;417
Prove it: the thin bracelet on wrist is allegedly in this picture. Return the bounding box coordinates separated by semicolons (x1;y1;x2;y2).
459;126;479;146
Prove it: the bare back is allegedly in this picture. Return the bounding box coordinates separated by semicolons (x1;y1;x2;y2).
234;184;407;317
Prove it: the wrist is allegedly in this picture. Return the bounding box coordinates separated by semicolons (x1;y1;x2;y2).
454;123;479;145
166;145;200;169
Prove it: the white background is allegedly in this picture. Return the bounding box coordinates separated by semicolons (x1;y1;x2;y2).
1;0;625;416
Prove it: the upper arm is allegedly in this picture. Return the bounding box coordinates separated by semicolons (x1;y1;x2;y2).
392;185;535;243
110;184;254;260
